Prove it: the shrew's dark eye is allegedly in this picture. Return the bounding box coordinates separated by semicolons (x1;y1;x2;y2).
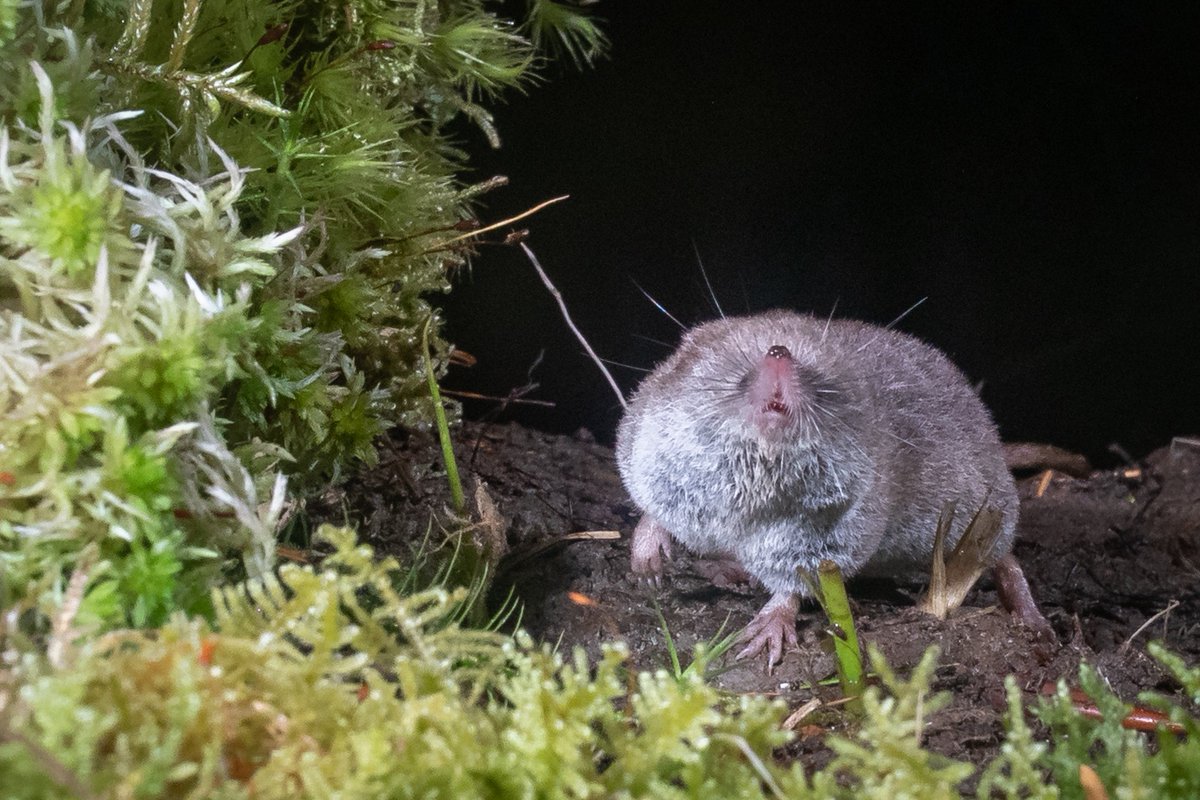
737;372;754;393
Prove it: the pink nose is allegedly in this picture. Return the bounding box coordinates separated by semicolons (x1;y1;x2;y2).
766;345;791;359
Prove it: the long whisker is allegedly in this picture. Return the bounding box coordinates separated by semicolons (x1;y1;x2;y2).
631;333;674;348
631;278;685;330
598;357;651;373
692;239;725;319
822;298;840;342
885;296;928;330
852;296;928;355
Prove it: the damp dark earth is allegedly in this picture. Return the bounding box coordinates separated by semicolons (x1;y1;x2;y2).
308;422;1200;771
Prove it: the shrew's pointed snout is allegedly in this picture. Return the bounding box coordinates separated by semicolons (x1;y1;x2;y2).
747;344;802;437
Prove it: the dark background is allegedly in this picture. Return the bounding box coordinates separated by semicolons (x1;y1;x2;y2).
438;3;1200;465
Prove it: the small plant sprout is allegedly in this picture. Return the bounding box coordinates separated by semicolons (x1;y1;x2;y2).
805;559;866;712
653;599;739;685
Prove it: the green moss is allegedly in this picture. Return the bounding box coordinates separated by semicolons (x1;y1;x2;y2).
1035;649;1200;800
3;527;1200;798
0;0;16;48
0;527;800;799
108;337;209;428
1;0;604;630
25;167;119;279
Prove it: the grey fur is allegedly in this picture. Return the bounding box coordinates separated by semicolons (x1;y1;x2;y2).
616;309;1018;599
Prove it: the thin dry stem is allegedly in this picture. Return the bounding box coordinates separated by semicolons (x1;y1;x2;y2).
441;388;556;408
1119;599;1179;654
441;195;570;247
47;545;97;669
520;242;627;410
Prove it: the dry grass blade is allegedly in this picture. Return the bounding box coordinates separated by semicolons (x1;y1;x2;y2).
440;195;570;247
497;530;620;574
918;501;1004;619
917;504;955;619
781;698;822;731
47;545;97;669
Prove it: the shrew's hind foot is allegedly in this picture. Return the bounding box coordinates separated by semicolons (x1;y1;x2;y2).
994;554;1056;643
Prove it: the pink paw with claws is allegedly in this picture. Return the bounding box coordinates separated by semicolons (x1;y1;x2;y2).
736;593;800;670
630;516;673;587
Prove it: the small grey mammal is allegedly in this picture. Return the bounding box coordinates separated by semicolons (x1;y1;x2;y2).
616;309;1050;667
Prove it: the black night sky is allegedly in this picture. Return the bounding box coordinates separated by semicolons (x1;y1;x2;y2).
438;3;1200;464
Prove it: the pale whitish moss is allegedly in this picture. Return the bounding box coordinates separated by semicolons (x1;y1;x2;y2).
0;74;286;626
2;0;610;634
0;140;127;283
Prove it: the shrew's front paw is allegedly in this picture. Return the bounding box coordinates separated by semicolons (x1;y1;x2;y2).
735;593;800;672
629;516;673;588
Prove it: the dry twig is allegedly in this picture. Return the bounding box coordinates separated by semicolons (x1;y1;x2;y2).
520;243;627;410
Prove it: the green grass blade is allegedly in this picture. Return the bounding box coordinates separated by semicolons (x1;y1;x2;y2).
422;316;464;513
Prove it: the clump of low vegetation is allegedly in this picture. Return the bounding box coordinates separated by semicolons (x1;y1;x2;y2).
5;526;1196;798
0;0;604;628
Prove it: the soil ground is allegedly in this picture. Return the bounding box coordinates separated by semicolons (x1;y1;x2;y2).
308;422;1200;771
